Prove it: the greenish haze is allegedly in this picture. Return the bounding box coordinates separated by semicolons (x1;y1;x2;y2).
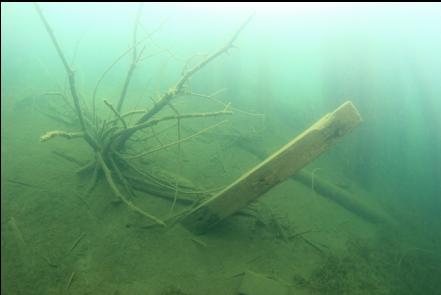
2;3;440;295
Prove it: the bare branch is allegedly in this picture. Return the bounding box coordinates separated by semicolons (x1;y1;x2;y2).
34;3;97;149
51;150;86;166
106;109;147;126
112;109;232;143
123;120;228;160
91;9;162;122
146;39;186;63
175;15;253;92
103;100;127;129
113;16;252;150
188;90;265;117
40;130;84;142
115;3;144;112
34;4;71;74
97;153;165;226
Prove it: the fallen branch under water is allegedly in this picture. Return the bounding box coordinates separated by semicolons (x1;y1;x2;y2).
34;2;252;226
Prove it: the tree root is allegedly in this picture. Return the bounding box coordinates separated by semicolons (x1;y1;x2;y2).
35;3;251;230
97;153;165;227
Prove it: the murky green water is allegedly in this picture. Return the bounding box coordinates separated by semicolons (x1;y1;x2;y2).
2;3;440;295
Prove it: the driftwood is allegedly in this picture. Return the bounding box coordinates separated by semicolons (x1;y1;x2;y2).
181;101;362;234
34;3;251;226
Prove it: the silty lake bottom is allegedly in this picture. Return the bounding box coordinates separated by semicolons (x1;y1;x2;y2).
1;3;440;295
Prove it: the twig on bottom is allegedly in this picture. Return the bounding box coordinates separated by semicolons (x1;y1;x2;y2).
191;237;207;247
66;271;76;290
68;233;86;255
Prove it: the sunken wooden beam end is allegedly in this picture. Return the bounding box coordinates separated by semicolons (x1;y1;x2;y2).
181;101;362;234
294;171;394;225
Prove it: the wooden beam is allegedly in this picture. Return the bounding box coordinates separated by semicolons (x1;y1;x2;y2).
181;101;362;234
233;139;394;225
294;171;394;224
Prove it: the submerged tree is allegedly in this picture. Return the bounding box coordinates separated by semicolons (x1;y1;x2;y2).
34;3;252;226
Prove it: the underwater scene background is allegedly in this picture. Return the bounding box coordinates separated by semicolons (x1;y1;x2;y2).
1;3;440;295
